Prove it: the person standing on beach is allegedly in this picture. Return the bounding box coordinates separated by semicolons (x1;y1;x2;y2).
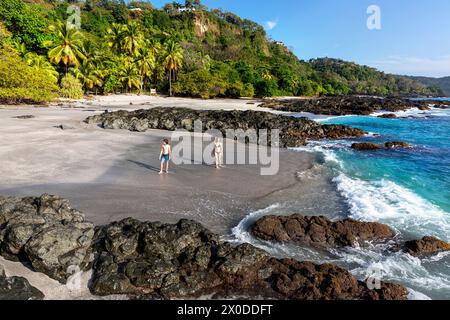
213;137;224;169
159;139;171;174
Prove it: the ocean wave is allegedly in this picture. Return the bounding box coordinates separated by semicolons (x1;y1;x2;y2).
291;140;350;166
371;107;450;118
333;246;450;299
333;174;450;241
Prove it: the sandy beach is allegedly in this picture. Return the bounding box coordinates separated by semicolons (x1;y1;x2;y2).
0;95;348;298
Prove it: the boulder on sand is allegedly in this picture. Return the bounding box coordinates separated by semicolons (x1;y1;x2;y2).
250;214;395;248
0;265;44;300
0;194;95;283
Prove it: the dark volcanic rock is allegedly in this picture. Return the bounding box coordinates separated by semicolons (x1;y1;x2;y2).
377;114;397;119
0;265;44;300
0;194;95;283
84;107;365;147
90;218;407;300
403;236;450;257
250;214;395;248
385;141;411;149
260;96;431;116
351;143;384;151
13;115;35;119
351;142;412;151
0;195;408;300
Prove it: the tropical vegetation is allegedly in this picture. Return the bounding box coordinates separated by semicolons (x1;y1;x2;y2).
0;0;443;103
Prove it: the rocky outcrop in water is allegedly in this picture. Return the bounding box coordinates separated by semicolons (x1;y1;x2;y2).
260;96;432;116
0;195;408;300
0;194;95;283
351;143;384;151
0;265;44;300
377;114;397;119
250;215;395;248
351;141;411;151
384;141;412;149
403;236;450;257
90;218;406;300
84;107;365;147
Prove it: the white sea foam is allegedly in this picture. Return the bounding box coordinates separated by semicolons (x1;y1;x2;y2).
333;174;450;241
291;140;350;166
408;289;432;301
334;247;450;299
236;137;450;299
371;106;450;118
231;204;281;245
314;115;355;123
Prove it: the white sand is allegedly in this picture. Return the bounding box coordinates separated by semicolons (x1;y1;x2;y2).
0;96;347;299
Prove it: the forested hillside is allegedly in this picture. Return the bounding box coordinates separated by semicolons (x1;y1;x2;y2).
407;76;450;96
0;0;443;103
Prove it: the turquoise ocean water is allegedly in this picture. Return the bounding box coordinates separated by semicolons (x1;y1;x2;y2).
232;101;450;300
312;101;450;300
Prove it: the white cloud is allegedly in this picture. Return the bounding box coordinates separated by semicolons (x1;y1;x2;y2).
265;20;278;30
371;55;450;78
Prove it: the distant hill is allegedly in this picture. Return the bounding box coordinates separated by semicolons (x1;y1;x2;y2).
407;76;450;97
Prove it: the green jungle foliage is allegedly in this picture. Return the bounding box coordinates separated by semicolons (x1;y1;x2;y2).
0;0;443;102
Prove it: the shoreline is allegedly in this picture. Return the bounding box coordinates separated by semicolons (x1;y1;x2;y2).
1;95;447;300
0;96;351;299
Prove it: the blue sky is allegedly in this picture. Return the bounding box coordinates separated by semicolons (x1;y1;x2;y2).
149;0;450;77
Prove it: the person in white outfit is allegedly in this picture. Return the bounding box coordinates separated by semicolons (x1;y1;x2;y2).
213;137;223;169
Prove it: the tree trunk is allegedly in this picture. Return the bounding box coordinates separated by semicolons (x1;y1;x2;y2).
169;69;172;97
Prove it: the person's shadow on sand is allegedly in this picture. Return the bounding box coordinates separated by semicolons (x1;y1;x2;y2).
127;160;161;173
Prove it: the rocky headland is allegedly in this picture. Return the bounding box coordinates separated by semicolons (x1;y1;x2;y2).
84;107;365;147
260;96;447;116
0;194;409;300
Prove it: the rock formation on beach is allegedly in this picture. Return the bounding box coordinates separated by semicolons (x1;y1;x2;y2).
260;96;433;116
85;107;365;147
0;195;408;300
0;265;44;300
0;194;95;283
250;214;395;247
90;218;406;300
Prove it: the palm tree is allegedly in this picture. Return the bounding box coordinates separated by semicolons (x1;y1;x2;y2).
136;46;156;93
122;22;144;56
162;39;183;96
25;52;59;83
45;22;86;73
118;58;141;93
106;23;125;54
71;60;106;95
12;41;27;57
